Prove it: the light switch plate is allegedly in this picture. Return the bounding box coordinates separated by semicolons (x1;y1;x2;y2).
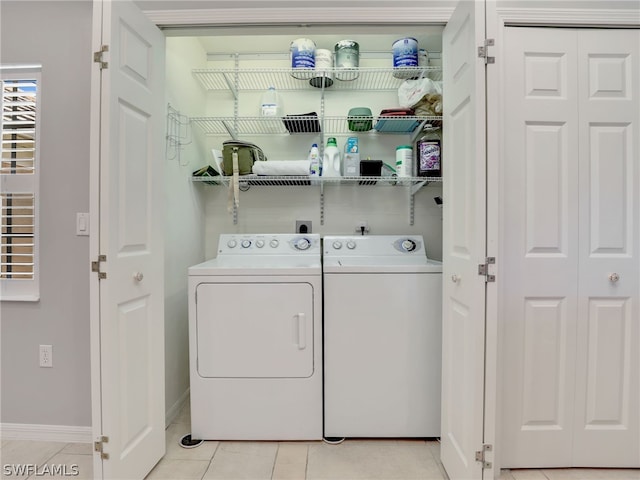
76;213;89;236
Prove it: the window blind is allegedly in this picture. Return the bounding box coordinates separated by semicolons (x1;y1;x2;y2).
1;65;40;300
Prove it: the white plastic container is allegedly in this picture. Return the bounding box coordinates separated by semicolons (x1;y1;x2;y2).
310;49;334;88
260;86;282;117
322;137;341;177
308;143;320;176
343;137;359;176
395;145;412;177
290;38;316;79
392;37;419;68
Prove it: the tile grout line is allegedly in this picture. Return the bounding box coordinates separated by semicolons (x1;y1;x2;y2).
198;440;221;480
270;442;280;480
25;441;68;480
304;443;310;480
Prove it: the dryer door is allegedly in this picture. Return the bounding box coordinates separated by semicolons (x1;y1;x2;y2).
196;282;314;378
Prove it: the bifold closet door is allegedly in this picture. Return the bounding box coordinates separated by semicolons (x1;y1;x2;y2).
501;27;639;468
572;29;639;467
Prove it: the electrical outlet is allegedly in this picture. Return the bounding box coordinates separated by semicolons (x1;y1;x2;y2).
296;220;312;234
39;344;53;368
355;221;369;234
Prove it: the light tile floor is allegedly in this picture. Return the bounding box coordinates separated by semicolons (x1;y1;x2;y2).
1;403;638;480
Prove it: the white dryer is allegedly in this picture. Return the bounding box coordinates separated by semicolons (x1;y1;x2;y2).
188;233;322;440
323;235;442;439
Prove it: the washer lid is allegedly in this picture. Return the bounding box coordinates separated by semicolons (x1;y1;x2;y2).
323;257;442;273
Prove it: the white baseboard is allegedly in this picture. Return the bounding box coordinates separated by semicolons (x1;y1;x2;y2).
165;388;190;427
0;423;92;443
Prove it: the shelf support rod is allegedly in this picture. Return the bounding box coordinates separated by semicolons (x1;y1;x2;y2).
320;181;325;226
409;179;428;226
221;120;238;140
221;72;239;100
410;179;428;196
409;185;415;226
233;54;239;135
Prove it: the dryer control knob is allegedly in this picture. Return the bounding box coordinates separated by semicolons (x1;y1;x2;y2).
270;239;280;248
255;240;265;248
227;239;237;248
401;239;417;252
241;240;252;248
346;241;357;250
332;241;343;250
295;238;311;250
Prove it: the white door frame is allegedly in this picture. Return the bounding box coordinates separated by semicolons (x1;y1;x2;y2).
87;2;638;479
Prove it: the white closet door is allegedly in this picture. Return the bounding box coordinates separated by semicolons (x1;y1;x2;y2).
501;27;640;468
90;0;166;478
440;0;488;478
572;29;640;467
501;27;580;468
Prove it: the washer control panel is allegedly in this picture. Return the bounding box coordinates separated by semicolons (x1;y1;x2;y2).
218;234;320;255
324;235;425;257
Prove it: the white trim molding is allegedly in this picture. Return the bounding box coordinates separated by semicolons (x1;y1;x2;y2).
165;388;189;427
143;7;454;27
0;423;92;443
496;7;640;27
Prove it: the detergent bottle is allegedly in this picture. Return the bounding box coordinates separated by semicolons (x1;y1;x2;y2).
308;143;320;176
321;137;341;177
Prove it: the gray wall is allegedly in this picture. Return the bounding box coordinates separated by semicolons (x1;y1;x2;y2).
0;1;93;426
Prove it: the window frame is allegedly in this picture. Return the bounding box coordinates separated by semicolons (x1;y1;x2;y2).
0;64;41;302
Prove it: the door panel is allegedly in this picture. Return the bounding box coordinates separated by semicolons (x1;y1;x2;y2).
195;282;314;378
502;27;639;468
573;29;639;467
502;28;579;467
520;298;570;428
441;1;487;478
91;0;166;478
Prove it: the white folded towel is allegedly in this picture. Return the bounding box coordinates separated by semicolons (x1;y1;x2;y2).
252;160;311;176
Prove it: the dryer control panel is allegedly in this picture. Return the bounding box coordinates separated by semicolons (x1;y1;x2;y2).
218;234;321;255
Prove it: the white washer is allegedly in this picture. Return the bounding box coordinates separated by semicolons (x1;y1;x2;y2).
323;234;442;438
188;233;322;440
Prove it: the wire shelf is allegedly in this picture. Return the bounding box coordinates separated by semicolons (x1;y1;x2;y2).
191;174;442;187
193;67;442;92
191;115;442;137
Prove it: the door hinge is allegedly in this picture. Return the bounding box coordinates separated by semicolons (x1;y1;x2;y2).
478;257;496;282
91;254;107;280
94;435;109;460
94;45;109;69
475;443;492;469
478;38;495;64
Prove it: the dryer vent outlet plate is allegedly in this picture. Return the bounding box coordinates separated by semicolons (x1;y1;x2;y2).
296;220;312;234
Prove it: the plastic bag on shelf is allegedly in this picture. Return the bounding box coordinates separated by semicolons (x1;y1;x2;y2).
398;78;443;116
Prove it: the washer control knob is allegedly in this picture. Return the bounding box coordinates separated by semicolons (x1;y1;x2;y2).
346;241;357;250
241;239;252;248
255;240;265;248
332;241;343;250
401;239;417;252
226;239;237;248
295;237;311;251
270;239;279;248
